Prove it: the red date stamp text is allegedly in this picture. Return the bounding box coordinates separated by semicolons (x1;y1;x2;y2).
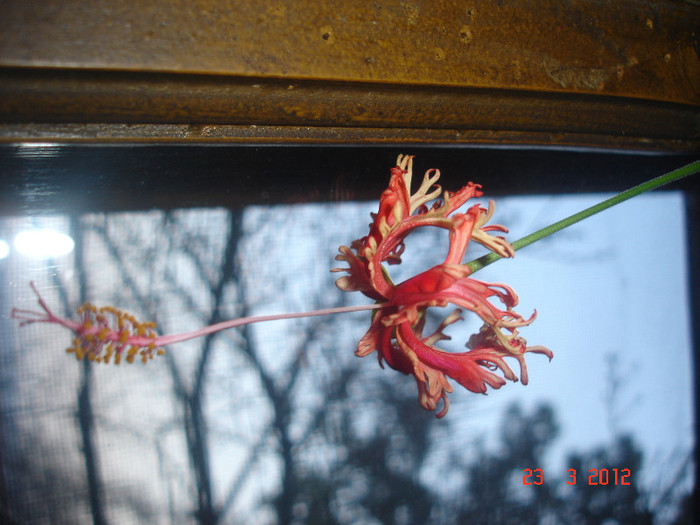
522;468;631;486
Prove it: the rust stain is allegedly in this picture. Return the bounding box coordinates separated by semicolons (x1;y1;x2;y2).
546;63;610;91
319;25;334;44
459;26;473;45
402;2;419;25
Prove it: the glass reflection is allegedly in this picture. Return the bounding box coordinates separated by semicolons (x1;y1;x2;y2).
0;192;694;524
14;230;75;257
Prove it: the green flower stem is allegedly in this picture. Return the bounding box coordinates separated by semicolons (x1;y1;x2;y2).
466;160;700;274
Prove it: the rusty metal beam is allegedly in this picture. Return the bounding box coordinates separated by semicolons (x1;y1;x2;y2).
1;1;698;150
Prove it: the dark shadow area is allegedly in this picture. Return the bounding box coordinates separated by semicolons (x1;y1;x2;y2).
0;145;696;215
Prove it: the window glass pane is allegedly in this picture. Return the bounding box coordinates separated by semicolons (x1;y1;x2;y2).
0;148;695;524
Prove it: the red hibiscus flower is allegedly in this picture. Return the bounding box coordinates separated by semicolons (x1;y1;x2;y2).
333;155;551;417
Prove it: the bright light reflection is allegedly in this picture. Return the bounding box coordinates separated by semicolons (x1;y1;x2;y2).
14;230;75;257
0;239;9;259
